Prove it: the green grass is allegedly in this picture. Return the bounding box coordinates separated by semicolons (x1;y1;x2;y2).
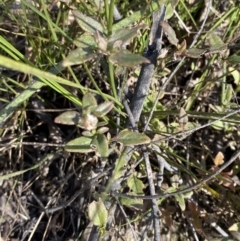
1;0;240;240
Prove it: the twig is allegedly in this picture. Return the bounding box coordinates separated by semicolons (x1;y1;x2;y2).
123;97;138;131
174;9;191;34
152;144;178;173
140;213;154;241
142;146;161;241
114;197;138;240
185;213;200;241
210;222;229;237
152;144;177;189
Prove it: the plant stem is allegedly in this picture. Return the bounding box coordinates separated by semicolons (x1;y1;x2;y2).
108;59;118;101
107;0;115;36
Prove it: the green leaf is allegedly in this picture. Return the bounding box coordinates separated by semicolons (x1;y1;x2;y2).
222;84;233;106
54;111;81;125
97;121;109;128
109;49;150;67
107;24;148;51
111;148;129;181
95;133;109;158
96;127;109;134
73;10;104;34
93;101;114;117
171;0;179;8
211;120;226;131
182;190;193;199
82;130;94;137
228;55;240;64
116;129;151;146
165;2;174;20
207;32;227;54
160;21;179;46
62;47;96;67
82;92;98;110
65;136;94;153
73;33;96;48
208;31;225;47
127;175;144;194
120;196;144;210
175;194;186;211
88;199;108;227
90;135;98;150
184;48;207;58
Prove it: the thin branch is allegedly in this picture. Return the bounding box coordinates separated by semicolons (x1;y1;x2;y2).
140;213;153;241
210;222;229;237
123;97;138;131
142;146;161;241
114;197;138;240
185;214;200;241
152;144;177;189
152;144;178;173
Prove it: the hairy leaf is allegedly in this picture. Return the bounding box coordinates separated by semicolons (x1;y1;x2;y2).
73;33;96;48
109;49;150;67
93;101;114;117
65;136;94;153
82;92;98;110
54;111;81;125
160;21;179;46
116;129;151;146
73;10;104;34
62;47;96;67
108;24;148;51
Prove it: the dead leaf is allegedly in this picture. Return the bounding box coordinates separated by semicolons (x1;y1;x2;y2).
213;151;224;166
179;107;188;128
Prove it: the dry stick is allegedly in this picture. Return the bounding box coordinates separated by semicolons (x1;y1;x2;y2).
185;214;200;241
123;97;138;131
143;0;213;133
152;144;173;189
125;6;167;241
142;146;161;241
114;197;138;240
140;213;154;241
127;6;166;127
112;148;240;200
